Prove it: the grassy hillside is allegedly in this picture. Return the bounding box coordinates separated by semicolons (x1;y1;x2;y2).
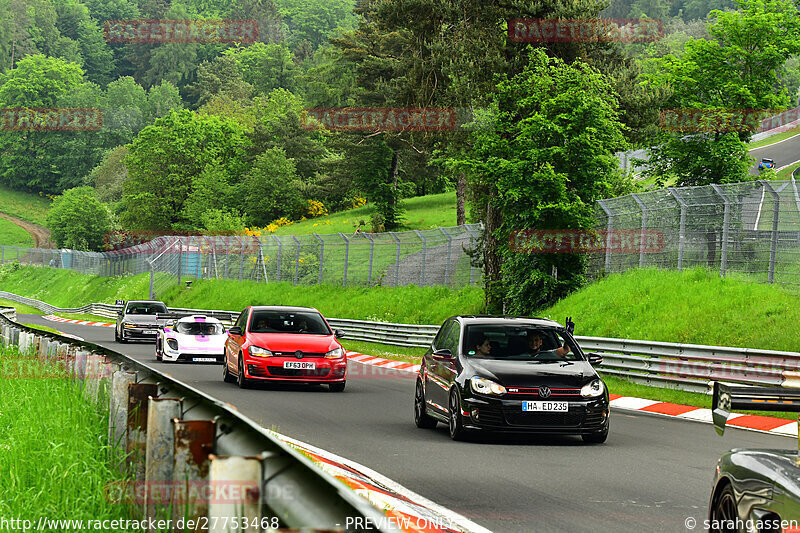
273;192;461;235
541;267;799;352
0;264;484;324
0;217;33;247
0;185;51;226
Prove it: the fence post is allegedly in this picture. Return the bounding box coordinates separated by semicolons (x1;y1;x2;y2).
711;184;731;277
313;233;324;284
760;180;780;283
597;200;614;272
177;238;183;288
363;233;375;285
236;237;245;282
440;227;453;287
464;224;479;285
292;235;301;286
272;235;282;283
339;233;349;287
390;232;401;287
667;187;687;271
414;230;427;286
630;194;648;268
1;245;4;264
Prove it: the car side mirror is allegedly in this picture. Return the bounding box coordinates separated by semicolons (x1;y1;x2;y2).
587;352;603;366
432;349;453;361
228;326;242;336
334;329;345;338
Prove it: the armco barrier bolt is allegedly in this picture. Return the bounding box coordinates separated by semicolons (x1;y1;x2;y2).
145;398;182;528
109;370;137;470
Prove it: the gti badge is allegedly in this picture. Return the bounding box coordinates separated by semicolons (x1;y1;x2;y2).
538;386;551;398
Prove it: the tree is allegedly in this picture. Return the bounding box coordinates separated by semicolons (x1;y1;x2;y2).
88;146;128;203
241;146;305;225
121;110;249;231
46;186;111;251
225;43;299;95
450;49;628;312
278;0;358;49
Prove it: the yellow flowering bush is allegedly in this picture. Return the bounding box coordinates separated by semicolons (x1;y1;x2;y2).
305;199;328;218
351;197;367;209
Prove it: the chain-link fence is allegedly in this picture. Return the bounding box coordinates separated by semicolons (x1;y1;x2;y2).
590;179;800;286
0;224;484;298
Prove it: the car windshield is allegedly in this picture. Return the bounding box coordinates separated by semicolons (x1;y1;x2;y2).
248;311;331;335
176;322;223;335
463;325;581;362
126;303;168;315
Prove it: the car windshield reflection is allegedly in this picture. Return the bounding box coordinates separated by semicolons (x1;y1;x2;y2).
463;325;581;362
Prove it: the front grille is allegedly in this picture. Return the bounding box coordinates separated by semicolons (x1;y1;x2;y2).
268;367;331;378
505;387;582;400
504;410;584;427
273;352;326;358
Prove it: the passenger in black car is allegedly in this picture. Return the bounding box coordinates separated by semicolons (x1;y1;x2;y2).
473;335;492;357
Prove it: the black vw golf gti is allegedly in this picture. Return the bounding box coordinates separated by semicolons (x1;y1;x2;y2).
414;316;609;442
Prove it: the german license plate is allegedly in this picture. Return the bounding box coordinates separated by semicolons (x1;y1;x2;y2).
193;358;216;362
283;361;315;370
143;330;157;335
523;401;568;412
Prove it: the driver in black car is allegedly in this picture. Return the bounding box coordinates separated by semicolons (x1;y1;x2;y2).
527;330;570;358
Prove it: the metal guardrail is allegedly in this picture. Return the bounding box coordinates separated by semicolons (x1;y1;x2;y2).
5;291;800;394
0;312;392;531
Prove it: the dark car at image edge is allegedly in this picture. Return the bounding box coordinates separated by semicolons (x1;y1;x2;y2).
414;315;610;442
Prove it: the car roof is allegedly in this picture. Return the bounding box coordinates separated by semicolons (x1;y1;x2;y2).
763;158;774;161
176;315;222;324
451;315;564;327
126;300;166;305
248;305;321;313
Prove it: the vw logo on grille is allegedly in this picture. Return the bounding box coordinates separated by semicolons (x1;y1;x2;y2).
295;351;304;359
538;386;551;398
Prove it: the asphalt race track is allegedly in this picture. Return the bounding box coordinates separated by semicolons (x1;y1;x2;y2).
749;133;800;175
22;313;795;533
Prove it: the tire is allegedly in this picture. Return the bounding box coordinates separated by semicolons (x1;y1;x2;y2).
448;389;469;441
328;381;346;392
582;427;609;444
155;339;163;361
414;380;438;429
710;484;740;533
222;359;235;383
237;355;250;389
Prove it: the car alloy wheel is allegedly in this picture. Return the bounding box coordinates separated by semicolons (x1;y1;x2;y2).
710;485;740;533
237;355;249;389
222;359;235;383
414;380;438;429
448;389;468;441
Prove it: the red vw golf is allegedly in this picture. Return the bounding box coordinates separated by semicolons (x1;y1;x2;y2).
222;306;348;391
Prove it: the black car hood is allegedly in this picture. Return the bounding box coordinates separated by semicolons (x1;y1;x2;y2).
468;358;597;387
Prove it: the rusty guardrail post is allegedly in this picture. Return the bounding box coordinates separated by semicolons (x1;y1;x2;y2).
207;455;262;533
145;398;183;529
109;370;137;469
173;419;216;528
127;382;159;489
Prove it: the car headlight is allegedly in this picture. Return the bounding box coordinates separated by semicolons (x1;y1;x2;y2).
325;347;344;359
166;339;179;351
124;323;136;328
581;379;605;398
470;376;506;396
248;346;272;357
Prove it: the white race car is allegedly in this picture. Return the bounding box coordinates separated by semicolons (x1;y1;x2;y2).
155;315;227;363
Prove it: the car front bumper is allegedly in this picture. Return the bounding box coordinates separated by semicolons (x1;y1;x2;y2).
461;395;609;434
122;328;160;341
242;357;347;383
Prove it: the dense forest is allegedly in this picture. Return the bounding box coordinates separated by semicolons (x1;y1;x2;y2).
2;0;798;311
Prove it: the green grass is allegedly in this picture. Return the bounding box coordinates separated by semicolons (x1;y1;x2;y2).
747;127;800;149
0;216;33;246
273;191;460;235
776;161;800;179
0;298;44;315
0;345;132;523
0;184;51;226
19;322;62;335
542;267;800;352
0;264;484;324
